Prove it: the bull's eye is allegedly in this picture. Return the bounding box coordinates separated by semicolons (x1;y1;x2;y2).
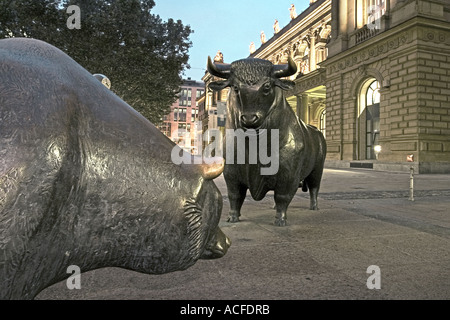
232;85;239;93
262;83;272;96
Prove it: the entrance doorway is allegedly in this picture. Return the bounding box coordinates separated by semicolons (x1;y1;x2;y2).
359;79;380;160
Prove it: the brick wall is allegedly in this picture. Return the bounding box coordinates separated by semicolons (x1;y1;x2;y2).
324;21;450;171
417;49;450;162
325;75;342;159
384;49;420;161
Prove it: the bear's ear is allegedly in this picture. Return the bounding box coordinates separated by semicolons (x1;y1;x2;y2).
208;80;230;91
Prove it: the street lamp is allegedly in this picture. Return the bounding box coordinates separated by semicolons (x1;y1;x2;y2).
374;145;382;159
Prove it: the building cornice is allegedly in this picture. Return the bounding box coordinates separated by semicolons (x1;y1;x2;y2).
251;0;332;60
288;68;327;96
322;16;450;79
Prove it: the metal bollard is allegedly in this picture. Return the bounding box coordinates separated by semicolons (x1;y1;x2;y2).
409;166;414;201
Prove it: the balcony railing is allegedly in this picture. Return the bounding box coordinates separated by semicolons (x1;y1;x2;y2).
355;24;379;45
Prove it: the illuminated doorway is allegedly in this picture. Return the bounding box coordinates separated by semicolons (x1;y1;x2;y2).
320;109;326;138
358;79;380;160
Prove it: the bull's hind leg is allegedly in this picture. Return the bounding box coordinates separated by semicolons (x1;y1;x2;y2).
304;169;324;210
227;183;247;223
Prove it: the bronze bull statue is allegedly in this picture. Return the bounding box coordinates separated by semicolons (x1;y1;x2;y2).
207;56;326;226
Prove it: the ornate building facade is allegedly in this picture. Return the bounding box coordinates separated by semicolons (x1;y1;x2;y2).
250;0;450;173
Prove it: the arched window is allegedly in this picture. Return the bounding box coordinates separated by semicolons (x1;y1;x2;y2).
367;80;380;106
319;109;326;138
364;80;380;159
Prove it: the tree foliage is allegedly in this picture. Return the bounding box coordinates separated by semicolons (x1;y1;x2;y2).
0;0;192;123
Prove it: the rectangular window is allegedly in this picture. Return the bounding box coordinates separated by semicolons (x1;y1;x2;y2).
196;89;204;99
179;88;188;106
179;108;187;122
355;0;385;30
187;89;192;107
366;0;385;26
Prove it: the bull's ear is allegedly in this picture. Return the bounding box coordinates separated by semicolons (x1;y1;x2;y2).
275;79;295;91
208;80;230;91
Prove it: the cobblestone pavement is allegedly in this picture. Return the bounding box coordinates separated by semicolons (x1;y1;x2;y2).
36;167;450;300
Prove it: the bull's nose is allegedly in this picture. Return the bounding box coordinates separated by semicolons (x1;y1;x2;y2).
240;114;259;126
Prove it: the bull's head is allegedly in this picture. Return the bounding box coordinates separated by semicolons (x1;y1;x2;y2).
207;56;297;129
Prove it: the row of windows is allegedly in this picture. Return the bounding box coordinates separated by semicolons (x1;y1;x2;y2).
173;108;198;122
179;88;191;107
179;88;204;107
160;122;194;132
177;123;193;131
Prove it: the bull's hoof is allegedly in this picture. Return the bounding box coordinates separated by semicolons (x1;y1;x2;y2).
310;205;319;210
274;218;287;227
227;215;240;223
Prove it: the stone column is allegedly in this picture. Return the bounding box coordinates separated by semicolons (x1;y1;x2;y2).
309;30;316;72
298;94;310;124
330;0;339;40
328;0;349;57
339;0;348;35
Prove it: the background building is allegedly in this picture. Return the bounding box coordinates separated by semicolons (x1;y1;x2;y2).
251;0;331;137
248;0;450;173
158;79;204;154
201;57;229;148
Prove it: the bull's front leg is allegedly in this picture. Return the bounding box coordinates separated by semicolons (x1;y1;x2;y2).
227;183;247;223
273;193;294;226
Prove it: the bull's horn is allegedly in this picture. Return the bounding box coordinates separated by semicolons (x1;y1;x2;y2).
207;56;231;79
201;157;225;180
273;56;297;78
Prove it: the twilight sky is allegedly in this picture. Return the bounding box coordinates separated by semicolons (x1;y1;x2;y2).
153;0;311;81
